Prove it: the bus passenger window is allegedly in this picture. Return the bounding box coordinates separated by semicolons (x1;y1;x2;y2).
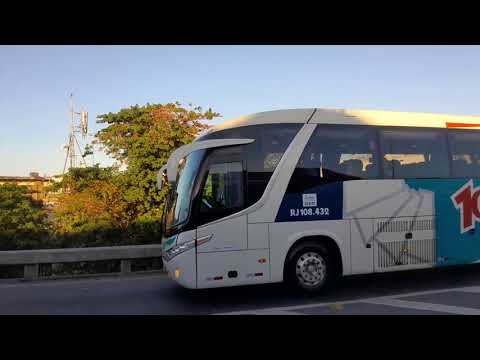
286;125;380;193
380;129;449;179
448;130;480;178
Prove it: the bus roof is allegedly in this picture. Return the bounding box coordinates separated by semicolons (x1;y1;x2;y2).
200;108;480;136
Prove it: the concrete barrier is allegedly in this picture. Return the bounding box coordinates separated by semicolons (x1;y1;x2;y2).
0;245;163;281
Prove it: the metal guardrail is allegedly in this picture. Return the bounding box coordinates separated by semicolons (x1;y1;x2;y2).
0;244;163;281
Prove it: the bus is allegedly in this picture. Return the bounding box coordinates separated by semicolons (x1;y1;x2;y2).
158;108;480;293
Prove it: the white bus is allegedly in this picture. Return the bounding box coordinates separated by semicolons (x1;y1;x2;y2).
158;108;480;293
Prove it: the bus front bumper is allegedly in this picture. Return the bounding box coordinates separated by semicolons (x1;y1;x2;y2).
163;247;197;289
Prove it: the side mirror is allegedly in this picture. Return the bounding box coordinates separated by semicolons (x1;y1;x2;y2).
157;167;168;190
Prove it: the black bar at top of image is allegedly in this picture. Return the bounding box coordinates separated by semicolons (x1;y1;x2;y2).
2;10;480;45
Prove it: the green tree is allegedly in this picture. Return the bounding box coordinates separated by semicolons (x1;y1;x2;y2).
50;102;220;248
95;102;219;222
53;164;118;193
0;183;50;250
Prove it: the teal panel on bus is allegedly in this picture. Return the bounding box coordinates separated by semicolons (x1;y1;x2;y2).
406;179;480;266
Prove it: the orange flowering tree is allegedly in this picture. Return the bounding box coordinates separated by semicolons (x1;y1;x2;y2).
52;103;220;246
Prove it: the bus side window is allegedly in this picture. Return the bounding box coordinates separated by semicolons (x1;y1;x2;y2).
285;125;380;194
448;130;480;178
380;128;449;179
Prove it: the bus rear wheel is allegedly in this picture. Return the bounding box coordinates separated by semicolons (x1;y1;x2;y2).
286;243;336;294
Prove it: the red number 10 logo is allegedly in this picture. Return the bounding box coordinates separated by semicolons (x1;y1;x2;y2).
451;180;480;234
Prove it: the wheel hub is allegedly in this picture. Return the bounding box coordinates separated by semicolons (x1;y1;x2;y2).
295;251;326;288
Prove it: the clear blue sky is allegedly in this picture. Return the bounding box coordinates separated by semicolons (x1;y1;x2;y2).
2;45;480;176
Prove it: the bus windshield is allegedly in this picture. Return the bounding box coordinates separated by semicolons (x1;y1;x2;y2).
163;149;206;232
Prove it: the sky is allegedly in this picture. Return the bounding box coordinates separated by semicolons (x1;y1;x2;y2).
1;45;480;176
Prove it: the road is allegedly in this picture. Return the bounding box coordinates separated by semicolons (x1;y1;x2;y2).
3;265;480;314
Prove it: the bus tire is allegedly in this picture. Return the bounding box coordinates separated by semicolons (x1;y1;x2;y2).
285;242;337;294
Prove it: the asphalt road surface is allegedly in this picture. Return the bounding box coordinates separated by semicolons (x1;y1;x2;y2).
3;265;480;314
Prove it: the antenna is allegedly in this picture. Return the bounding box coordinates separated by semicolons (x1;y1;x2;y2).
62;93;94;174
80;110;88;140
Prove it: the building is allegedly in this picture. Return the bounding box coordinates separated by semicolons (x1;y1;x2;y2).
0;172;56;203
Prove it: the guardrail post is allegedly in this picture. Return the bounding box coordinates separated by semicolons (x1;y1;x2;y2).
120;259;131;275
24;264;39;281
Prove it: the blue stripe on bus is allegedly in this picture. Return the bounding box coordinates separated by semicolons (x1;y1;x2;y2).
275;182;343;222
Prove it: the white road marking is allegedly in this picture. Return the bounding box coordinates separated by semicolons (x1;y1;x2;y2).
456;286;480;293
365;298;480;315
214;285;480;315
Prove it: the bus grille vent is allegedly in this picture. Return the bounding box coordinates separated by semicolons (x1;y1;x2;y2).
376;219;434;233
377;238;435;269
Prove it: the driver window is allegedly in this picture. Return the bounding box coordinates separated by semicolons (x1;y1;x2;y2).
200;161;244;216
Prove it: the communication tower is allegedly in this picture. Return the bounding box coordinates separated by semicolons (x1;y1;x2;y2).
62;93;93;174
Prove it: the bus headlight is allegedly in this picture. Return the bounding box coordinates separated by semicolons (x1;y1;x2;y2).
163;239;196;261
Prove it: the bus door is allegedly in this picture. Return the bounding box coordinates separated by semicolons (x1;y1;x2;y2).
193;146;250;287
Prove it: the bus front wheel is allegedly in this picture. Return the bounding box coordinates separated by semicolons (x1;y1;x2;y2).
285;242;336;294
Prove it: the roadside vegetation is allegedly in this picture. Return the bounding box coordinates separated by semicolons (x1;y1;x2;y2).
0;102;220;252
0;183;50;250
